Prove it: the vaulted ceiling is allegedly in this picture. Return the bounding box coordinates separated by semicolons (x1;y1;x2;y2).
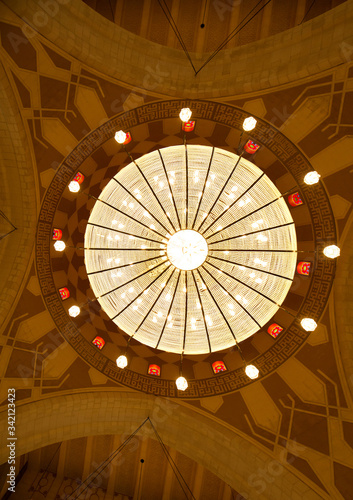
1;1;353;499
84;0;347;53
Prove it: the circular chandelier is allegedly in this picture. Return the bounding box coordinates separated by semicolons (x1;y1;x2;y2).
84;144;297;355
46;104;340;393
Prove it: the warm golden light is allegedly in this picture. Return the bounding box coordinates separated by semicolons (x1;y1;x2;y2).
304;171;321;185
242;116;257;131
176;376;188;391
245;364;259;379
54;240;66;251
179;108;192;122
68;305;80;317
167;230;208;270
116;355;128;368
301;318;317;331
323;245;340;258
115;130;127;144
85;145;297;355
68;180;80;193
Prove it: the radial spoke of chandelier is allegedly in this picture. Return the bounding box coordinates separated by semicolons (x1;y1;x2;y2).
123;145;177;234
155;270;181;349
134;267;176;333
200;264;261;329
113;178;172;236
205;259;278;306
190;270;212;352
111;264;173;321
87;255;165;276
197;152;243;233
158;150;182;230
58;244;161;252
200;173;266;236
185;141;189;229
85;247;164;251
205;260;294;316
196;267;237;341
208;255;293;281
205;186;297;241
191;147;215;230
209;221;295;246
235;340;246;363
99;259;169;299
211;248;295;253
183;271;188;351
88;192;167;240
237;130;245;152
87;222;165;246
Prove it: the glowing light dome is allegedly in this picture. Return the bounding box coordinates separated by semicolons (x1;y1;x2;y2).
242;116;257;131
116;355;128;368
323;245;340;258
54;240;66;252
167;230;208;270
176;376;188;391
68;305;80;317
68;180;80;193
84;145;297;354
245;364;259;379
301;318;317;332
115;130;127;144
179;108;192;122
304;171;321;185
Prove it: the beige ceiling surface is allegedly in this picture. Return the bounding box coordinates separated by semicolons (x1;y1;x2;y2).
84;0;347;53
1;1;353;499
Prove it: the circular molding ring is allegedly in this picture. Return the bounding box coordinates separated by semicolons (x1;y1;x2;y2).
36;99;336;398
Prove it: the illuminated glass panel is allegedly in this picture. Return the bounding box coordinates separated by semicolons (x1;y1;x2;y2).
212;361;227;373
92;336;105;349
58;287;70;300
182;121;195;132
288;192;303;207
73;172;85;184
267;323;283;338
148;364;161;376
297;261;311;276
53;228;62;240
244;140;260;154
123;132;132;145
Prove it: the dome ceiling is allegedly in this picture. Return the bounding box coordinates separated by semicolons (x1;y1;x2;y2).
1;1;353;498
83;0;347;54
38;99;336;397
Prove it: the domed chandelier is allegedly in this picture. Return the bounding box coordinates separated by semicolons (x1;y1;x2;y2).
84;143;297;356
59;109;340;391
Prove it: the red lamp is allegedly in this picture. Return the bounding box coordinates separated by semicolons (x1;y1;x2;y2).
288;192;303;207
267;323;283;338
212;361;227;374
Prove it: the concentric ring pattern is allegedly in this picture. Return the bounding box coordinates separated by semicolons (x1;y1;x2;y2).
84;145;297;354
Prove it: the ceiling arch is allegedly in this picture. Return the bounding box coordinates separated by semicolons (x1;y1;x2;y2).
0;61;38;330
2;0;353;98
334;211;353;400
0;389;325;499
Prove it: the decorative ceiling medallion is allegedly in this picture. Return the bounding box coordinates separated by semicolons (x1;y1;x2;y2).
36;100;337;397
84;145;296;354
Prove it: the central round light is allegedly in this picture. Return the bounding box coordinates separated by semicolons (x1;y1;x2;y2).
167;230;208;270
84;144;297;354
